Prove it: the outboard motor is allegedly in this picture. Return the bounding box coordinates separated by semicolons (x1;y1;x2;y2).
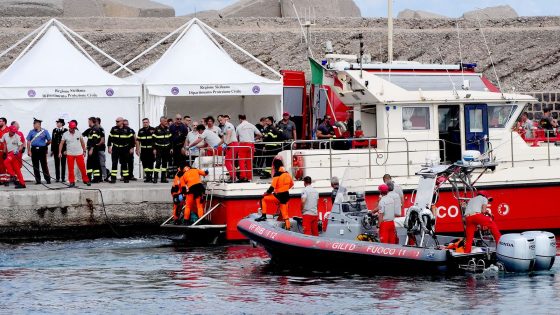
521;231;557;271
497;233;536;272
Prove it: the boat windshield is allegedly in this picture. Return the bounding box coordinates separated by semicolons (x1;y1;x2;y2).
334;167;367;205
488;104;518;128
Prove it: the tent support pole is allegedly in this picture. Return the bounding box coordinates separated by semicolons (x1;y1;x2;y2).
53;20;136;76
197;19;282;79
0;19;51;60
112;19;196;75
11;20;52;64
57;23;101;67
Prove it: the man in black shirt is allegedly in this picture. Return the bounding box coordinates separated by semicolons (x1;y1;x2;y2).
84;117;104;183
51;118;67;182
539;108;558;138
107;117;135;183
153;116;172;183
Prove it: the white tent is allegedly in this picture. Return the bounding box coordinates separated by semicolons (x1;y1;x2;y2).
119;18;283;124
0;19;142;180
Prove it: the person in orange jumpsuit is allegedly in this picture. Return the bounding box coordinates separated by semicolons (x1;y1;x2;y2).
171;167;186;222
255;159;294;230
180;163;209;224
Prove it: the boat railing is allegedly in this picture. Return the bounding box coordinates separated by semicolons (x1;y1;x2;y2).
185;137;446;182
503;130;560;167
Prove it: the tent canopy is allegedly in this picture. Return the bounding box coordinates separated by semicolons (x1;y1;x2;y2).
131;19;282;97
0;23;139;99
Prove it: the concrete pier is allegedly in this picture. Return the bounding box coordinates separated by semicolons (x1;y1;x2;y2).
0;182;170;240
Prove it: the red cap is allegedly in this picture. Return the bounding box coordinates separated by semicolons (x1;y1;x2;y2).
378;184;389;194
69;121;77;129
283;112;290;116
8;125;17;133
478;190;491;198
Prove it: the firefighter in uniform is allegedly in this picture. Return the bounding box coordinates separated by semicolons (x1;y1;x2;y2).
107;116;134;183
152;116;172;184
255;159;294;229
180;163;208;224
260;116;282;179
136;118;156;183
85;117;104;183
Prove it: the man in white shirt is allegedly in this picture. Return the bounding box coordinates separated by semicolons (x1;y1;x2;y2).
188;124;223;151
464;191;501;253
59;121;90;187
184;121;204;164
372;184;398;244
383;174;404;205
236;114;262;182
387;181;403;218
205;116;223;137
301;176;320;236
218;114;239;183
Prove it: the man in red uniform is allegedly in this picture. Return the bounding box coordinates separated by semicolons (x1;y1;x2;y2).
373;184;398;244
464;190;501;253
0;117;9;185
2;126;26;188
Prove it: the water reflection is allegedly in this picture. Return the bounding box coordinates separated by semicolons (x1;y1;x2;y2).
0;237;558;314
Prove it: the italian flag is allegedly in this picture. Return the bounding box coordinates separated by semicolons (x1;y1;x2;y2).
309;57;334;86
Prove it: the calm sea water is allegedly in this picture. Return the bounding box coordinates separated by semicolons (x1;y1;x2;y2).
1;237;559;315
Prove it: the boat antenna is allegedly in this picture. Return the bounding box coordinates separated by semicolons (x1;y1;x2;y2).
358;33;364;78
455;21;466;85
437;47;459;99
387;0;394;64
290;0;314;58
475;10;504;96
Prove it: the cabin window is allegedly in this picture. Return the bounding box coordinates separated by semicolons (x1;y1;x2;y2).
488;105;518;128
469;108;484;132
403;107;430;130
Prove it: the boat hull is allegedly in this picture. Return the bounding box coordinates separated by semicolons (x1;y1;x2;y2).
214;183;560;241
237;217;451;272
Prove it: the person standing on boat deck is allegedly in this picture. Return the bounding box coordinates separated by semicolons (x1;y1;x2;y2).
383;174;404;205
373;184;398;244
218;114;239;183
464;191;501;253
236;114;262;182
387;181;403;218
136;118;156;183
205;116;222;138
51;119;67;183
180;163;209;224
519;112;534;139
153;116;172;184
539;107;558;138
26;118;52;184
316;115;336;140
256;159;294;230
301;176;319;236
260;116;282;179
170;166;185;223
276;111;297;149
330;176;340;204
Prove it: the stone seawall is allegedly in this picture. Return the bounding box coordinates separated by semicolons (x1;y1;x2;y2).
0;183;170;240
0;16;559;91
